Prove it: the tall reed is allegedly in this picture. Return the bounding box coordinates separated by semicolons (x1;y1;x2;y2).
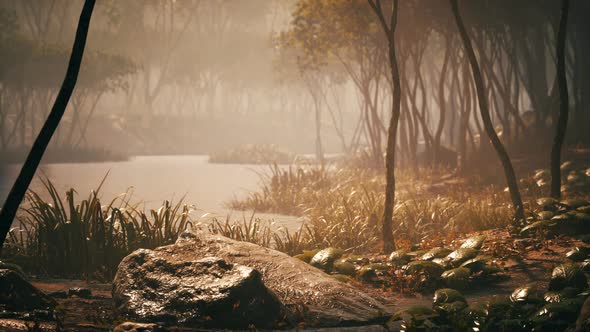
2;177;193;280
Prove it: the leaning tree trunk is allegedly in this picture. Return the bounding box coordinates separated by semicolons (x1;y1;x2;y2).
550;0;570;199
367;0;401;253
450;0;525;222
0;0;96;249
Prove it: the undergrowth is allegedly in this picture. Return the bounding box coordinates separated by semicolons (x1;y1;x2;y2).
2;176;193;280
224;163;515;253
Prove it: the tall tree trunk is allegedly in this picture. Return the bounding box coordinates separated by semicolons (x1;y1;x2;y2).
551;0;570;199
434;39;451;166
314;99;324;166
0;0;96;249
450;0;525;222
368;0;401;253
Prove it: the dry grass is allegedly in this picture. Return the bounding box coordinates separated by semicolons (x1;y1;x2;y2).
2;176;193;280
227;162;515;254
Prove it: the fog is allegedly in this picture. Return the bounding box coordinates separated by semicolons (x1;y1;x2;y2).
2;0;589;166
3;1;590;330
0;0;360;157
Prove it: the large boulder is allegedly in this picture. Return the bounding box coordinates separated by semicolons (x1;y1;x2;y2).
113;231;392;329
113;254;286;329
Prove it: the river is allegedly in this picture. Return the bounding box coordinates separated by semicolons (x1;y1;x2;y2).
0;155;302;231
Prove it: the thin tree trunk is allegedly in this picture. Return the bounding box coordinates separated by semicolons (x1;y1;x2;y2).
434;39;451;166
450;0;524;222
0;0;96;249
368;0;400;253
551;0;570;198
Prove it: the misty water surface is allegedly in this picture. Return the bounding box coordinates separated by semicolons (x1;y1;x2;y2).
0;155;301;231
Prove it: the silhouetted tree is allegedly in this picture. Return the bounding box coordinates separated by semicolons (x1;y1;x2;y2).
450;0;525;222
0;0;96;249
550;0;570;199
367;0;401;253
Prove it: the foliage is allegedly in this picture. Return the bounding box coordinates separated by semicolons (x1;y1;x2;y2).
228;159;515;253
1;177;193;280
209;144;296;165
207;213;273;248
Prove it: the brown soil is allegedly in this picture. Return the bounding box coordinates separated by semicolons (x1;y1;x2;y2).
0;229;583;331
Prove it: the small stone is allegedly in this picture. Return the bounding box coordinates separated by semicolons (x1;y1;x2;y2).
310;247;344;272
68;287;92;298
113;322;166;332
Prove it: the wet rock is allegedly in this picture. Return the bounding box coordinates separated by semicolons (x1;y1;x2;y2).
68;287;92;298
113;231;391;328
561;161;574;172
113;254;285;329
357;265;378;283
510;284;543;304
567;247;590;262
460;235;486;250
435;300;467;315
549;263;588;291
294;249;319;263
568;172;584;183
406;250;428;259
0;269;56;312
432;257;452;269
552;213;572;222
433;288;466;306
342;255;370;266
113;322;166;332
580;259;590;273
421;248;452;261
544;287;579;303
441;268;470;290
537;197;558;209
460;256;489;273
357;263;391;283
538;211;555;220
310;247;343;272
333;261;356;276
484;296;514;319
404;260;444;277
520;220;557;235
562;199;590;210
447;248;479;267
388;250;409;264
578;206;590;214
531;298;584;329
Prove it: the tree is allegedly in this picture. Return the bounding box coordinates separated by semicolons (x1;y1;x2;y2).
282;0;390;168
450;0;525;222
0;0;96;249
550;0;570;199
367;0;401;253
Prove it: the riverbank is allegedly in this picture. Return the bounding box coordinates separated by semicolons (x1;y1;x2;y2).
0;146;128;165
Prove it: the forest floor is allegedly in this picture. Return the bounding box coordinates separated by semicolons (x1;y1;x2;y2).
2;150;590;331
0;228;582;331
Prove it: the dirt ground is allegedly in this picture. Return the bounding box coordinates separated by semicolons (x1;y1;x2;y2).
0;228;581;331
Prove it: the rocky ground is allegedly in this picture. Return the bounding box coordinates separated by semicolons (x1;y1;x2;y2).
2;160;590;331
1;224;590;331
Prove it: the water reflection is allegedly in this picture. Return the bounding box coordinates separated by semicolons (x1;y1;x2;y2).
0;156;301;231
